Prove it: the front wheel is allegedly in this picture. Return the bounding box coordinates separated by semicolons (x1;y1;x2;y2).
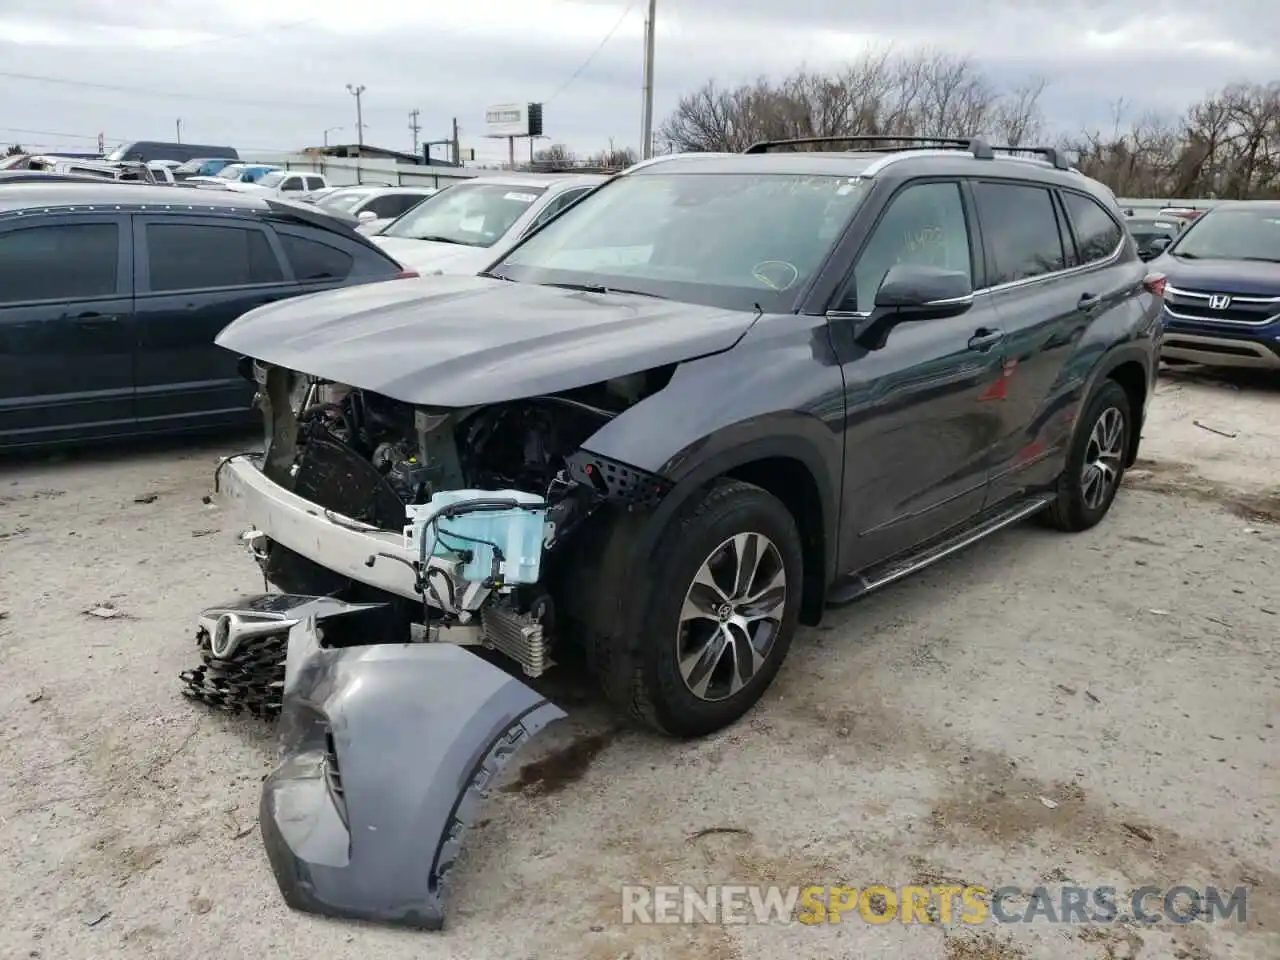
1040;379;1133;532
608;479;804;738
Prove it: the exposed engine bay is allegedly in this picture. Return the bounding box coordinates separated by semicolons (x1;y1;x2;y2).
181;359;674;718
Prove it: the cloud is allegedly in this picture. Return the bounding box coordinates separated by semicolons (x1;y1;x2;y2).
0;0;1275;160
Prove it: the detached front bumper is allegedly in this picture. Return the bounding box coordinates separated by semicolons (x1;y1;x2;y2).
217;454;488;614
243;597;565;930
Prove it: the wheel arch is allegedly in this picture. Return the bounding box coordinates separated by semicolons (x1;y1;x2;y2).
1089;346;1151;467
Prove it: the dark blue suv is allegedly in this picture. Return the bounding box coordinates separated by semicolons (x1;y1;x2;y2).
1148;201;1280;371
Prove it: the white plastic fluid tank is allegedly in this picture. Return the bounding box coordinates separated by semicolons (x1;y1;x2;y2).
404;489;547;585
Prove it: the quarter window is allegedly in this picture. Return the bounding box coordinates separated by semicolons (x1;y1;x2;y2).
279;232;355;281
0;223;120;304
146;223;284;291
842;181;972;313
972;182;1065;284
1061;191;1123;264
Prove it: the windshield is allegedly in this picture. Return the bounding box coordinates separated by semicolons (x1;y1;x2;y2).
488;172;870;311
318;190;375;213
256;171;286;188
106;145;127;162
1170;208;1280;261
215;164;245;180
380;182;548;246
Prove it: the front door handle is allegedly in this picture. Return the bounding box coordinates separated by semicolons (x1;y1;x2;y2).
967;327;1004;351
1078;292;1101;311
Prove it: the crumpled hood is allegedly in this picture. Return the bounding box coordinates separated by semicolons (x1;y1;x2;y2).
369;236;492;275
215;274;757;407
1155;254;1280;296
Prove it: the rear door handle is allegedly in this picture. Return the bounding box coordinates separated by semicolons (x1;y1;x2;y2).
71;311;118;327
1078;293;1101;311
967;327;1005;351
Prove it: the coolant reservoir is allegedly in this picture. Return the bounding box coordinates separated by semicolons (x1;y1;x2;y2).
404;490;547;586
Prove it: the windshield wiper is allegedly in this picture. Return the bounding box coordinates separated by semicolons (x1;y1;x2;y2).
1235;256;1280;263
407;234;476;246
539;281;666;299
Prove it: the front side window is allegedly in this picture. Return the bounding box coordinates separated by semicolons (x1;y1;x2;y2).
145;223;283;291
380;182;548;247
1061;191;1123;263
215;165;245;180
280;177;305;192
1169;208;1280;262
0;223;119;304
318;190;374;214
839;181;972;313
490;172;871;311
972;182;1066;285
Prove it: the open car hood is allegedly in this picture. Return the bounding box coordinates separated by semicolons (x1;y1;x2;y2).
215;273;757;407
251;595;565;930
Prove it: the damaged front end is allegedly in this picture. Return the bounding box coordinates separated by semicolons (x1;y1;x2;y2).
206;594;566;929
181;360;672;717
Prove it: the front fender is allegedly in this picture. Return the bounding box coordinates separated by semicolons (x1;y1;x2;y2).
260;614;565;930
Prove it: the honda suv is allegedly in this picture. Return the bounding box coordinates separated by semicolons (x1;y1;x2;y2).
190;135;1163;931
1148;200;1280;370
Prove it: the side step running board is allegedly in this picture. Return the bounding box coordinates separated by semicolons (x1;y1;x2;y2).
829;495;1054;606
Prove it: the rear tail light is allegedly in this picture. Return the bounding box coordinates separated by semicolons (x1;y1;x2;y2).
1143;274;1166;298
395;269;420;279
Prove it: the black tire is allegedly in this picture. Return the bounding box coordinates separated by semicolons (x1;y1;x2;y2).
601;479;803;738
1040;379;1133;532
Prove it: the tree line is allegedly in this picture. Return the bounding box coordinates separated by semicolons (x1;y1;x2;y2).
645;49;1280;200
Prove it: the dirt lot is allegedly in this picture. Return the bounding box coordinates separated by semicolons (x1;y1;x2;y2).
1;367;1277;960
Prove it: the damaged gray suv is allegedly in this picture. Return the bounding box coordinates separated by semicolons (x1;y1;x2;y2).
182;136;1163;929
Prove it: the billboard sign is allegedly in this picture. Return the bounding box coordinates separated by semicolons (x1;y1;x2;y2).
485;104;529;138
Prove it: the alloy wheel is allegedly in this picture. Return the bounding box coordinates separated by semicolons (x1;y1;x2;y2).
1080;406;1126;511
676;532;787;702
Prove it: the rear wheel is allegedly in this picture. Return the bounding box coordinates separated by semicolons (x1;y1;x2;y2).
1041;379;1132;532
599;480;803;738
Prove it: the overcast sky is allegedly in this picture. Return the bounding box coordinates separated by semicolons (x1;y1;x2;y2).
1;0;1274;163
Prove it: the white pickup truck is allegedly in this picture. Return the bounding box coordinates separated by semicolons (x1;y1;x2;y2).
229;170;330;197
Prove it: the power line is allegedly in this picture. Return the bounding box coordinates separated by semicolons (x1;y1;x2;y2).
547;0;641;103
163;17;326;51
0;70;334;111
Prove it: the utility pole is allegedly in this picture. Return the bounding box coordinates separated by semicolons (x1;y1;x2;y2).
451;117;460;166
175;118;182;143
323;126;342;147
409;109;421;154
345;84;366;147
640;0;656;159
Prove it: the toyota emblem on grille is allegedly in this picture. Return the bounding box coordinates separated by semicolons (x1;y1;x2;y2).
1208;294;1232;310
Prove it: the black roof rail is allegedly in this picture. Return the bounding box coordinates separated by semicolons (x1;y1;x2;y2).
743;135;994;157
985;145;1071;170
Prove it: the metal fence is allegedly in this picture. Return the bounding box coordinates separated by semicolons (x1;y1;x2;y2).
242;153;479;189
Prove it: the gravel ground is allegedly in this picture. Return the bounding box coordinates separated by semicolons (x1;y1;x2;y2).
1;367;1277;960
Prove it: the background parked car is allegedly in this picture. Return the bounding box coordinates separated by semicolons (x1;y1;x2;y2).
1124;216;1181;260
369;172;603;274
187;163;279;187
1148;200;1280;371
174;157;238;179
310;185;441;233
105;141;239;164
229;170;329;197
0;182;417;450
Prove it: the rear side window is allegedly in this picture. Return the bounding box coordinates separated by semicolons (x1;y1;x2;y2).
1061;191;1124;263
305;177;325;190
0;222;119;304
146;222;284;292
972;182;1065;285
279;232;355;281
366;194;419;219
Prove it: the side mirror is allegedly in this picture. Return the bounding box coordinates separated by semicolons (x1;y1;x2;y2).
839;264;974;351
358;210;378;222
873;263;974;316
1147;237;1171;255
